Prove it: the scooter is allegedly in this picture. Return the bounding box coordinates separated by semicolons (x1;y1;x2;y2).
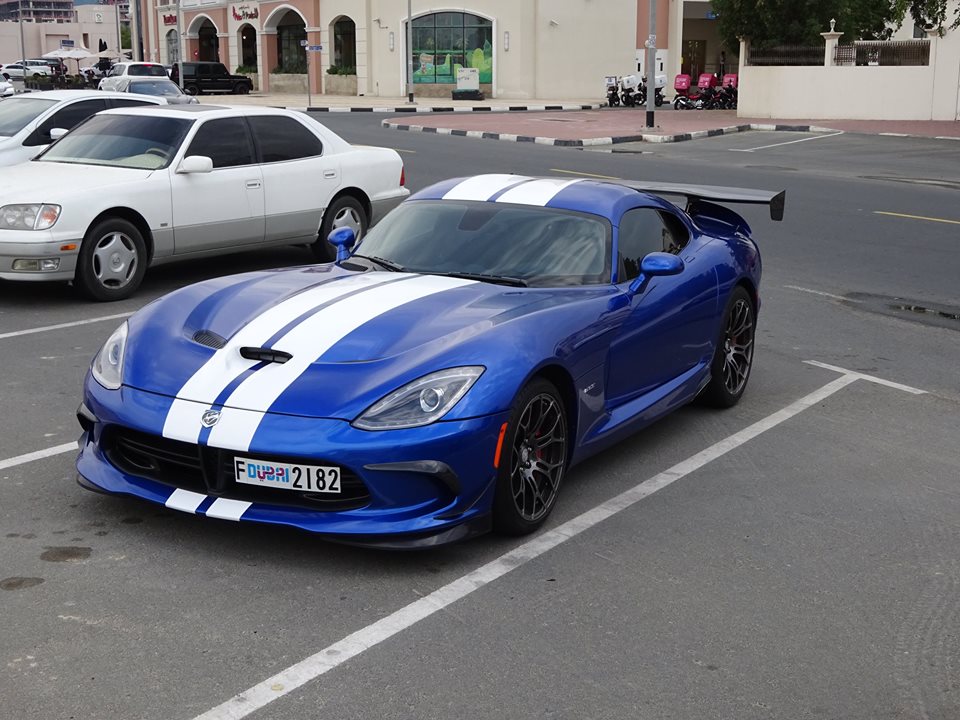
638;74;667;107
619;74;641;107
605;76;620;107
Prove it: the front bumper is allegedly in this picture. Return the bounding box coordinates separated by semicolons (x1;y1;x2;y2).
76;381;508;545
0;232;81;282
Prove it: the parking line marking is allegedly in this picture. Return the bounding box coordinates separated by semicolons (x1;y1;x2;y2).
0;442;77;472
549;168;622;180
874;211;960;226
729;131;845;153
0;312;134;341
784;285;851;302
192;374;861;720
804;360;927;395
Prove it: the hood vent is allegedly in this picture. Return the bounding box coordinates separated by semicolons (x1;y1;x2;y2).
240;347;293;364
192;329;227;349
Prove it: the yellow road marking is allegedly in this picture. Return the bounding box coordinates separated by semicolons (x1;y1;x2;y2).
874;211;960;226
549;168;621;180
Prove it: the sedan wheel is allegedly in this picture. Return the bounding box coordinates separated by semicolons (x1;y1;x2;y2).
493;379;568;535
701;286;756;407
75;218;147;302
313;195;367;262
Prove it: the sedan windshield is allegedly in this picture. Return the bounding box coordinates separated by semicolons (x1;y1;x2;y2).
356;200;611;287
0;97;58;137
128;80;184;97
37;114;192;170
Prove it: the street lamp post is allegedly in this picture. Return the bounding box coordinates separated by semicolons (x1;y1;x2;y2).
406;0;414;103
18;0;27;67
644;0;657;128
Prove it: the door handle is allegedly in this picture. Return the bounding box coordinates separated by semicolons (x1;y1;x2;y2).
323;170;337;179
246;180;262;189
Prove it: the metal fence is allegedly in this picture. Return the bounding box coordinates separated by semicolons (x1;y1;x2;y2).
747;46;824;66
834;40;931;66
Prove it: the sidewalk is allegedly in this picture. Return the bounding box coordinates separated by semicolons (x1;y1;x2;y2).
209;93;601;112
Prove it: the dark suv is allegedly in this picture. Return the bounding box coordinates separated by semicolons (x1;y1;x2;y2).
171;62;253;96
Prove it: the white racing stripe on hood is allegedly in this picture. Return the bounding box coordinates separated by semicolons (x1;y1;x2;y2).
162;273;399;444
442;174;531;201
206;274;476;452
494;178;584;206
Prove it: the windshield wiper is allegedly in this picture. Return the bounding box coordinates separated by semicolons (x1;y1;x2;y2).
351;254;405;272
429;271;528;287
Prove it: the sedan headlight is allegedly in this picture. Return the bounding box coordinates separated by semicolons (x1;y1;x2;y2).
92;322;129;390
0;204;61;230
353;366;485;430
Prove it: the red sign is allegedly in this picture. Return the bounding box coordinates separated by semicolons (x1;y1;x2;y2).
163;13;176;25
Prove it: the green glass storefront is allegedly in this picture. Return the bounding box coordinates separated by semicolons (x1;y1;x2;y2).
411;11;493;84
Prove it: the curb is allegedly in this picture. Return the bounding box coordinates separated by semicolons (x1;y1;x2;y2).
304;103;601;114
380;121;845;146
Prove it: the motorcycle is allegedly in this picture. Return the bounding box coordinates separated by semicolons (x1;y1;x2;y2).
673;72;720;110
637;74;667;107
604;74;640;107
605;76;620;107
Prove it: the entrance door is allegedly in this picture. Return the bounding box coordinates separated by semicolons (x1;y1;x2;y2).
682;40;706;78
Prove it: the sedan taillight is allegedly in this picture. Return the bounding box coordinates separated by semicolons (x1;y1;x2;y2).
400;166;405;187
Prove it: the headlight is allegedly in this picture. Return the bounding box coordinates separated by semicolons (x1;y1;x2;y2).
91;322;128;390
353;366;485;430
0;204;61;230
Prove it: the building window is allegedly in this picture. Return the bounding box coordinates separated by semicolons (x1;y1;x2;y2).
411;12;491;84
276;10;306;73
166;29;179;64
333;16;356;71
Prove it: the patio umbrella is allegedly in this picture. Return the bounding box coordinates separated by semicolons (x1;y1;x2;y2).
43;46;93;74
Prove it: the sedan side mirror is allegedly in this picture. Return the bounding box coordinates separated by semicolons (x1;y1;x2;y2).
327;226;356;265
49;127;68;141
627;252;685;296
177;155;213;174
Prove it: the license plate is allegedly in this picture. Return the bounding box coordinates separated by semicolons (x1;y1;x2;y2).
234;457;341;494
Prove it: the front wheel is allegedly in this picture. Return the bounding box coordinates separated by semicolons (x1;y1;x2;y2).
700;286;756;407
75;218;147;302
313;195;367;262
184;83;199;96
492;379;568;536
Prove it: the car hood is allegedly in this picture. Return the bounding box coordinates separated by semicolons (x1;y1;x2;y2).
0;161;154;199
122;266;605;421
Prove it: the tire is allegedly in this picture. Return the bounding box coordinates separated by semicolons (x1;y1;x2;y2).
312;194;367;263
492;378;569;536
233;83;250;95
75;218;147;302
184;83;199;96
700;286;756;408
674;97;682;110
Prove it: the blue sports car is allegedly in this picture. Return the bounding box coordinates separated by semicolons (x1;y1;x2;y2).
76;174;785;547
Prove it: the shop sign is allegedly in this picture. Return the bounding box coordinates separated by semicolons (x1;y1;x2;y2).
163;13;177;24
231;4;259;21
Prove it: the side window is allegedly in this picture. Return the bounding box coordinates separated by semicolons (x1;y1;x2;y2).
617;208;689;282
185;118;254;168
113;64;126;77
197;65;211;78
211;64;229;77
26;99;108;146
248;116;323;163
110;99;157;109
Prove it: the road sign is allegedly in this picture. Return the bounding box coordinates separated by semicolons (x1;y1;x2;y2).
306;44;323;52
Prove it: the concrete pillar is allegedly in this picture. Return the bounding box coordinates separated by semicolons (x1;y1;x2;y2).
738;37;750;67
307;27;323;94
260;30;276;91
216;32;229;65
821;20;843;67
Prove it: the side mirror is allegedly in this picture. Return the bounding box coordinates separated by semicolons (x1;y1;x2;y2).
48;127;68;141
177;155;213;174
327;226;356;264
627;252;684;296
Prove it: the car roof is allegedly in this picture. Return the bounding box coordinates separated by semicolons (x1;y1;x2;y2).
3;89;163;101
410;174;671;222
97;104;297;119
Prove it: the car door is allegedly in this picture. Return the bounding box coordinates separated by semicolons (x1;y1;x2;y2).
21;97;109;151
604;207;719;406
169;116;265;253
209;63;232;92
247;115;337;244
100;64;124;91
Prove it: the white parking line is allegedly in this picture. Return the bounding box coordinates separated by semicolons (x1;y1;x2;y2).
0;312;133;341
729;131;845;153
784;285;851;302
803;360;926;395
0;442;77;472
192;372;883;720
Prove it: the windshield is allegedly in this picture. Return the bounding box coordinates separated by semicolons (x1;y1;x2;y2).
37;114;192;170
129;65;168;77
356;200;611;287
0;97;58;137
128;80;183;96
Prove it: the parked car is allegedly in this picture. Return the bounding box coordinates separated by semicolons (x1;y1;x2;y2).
111;77;198;104
98;62;169;91
0;78;14;97
1;61;54;80
0;105;408;300
73;174;785;546
171;62;253;95
0;90;167;166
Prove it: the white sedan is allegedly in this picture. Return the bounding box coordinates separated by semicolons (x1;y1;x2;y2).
0;105;409;300
0;78;13;97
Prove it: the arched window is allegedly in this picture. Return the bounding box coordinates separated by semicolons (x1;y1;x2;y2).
333;17;356;71
411;12;492;84
238;23;257;68
276;10;306;72
197;19;218;62
166;29;179;65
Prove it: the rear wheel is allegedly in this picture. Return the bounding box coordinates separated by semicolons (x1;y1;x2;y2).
184;83;199;96
492;379;568;536
312;195;367;262
75;218;147;302
701;286;756;407
233;83;250;95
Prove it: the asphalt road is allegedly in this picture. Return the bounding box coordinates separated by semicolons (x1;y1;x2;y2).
2;114;959;720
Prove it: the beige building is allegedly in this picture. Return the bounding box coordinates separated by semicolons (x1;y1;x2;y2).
137;0;637;98
0;6;124;62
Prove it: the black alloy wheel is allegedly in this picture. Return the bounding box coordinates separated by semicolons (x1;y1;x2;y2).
701;285;756;407
493;378;568;536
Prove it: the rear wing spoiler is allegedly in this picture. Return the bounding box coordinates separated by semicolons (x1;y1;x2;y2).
610;181;786;222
